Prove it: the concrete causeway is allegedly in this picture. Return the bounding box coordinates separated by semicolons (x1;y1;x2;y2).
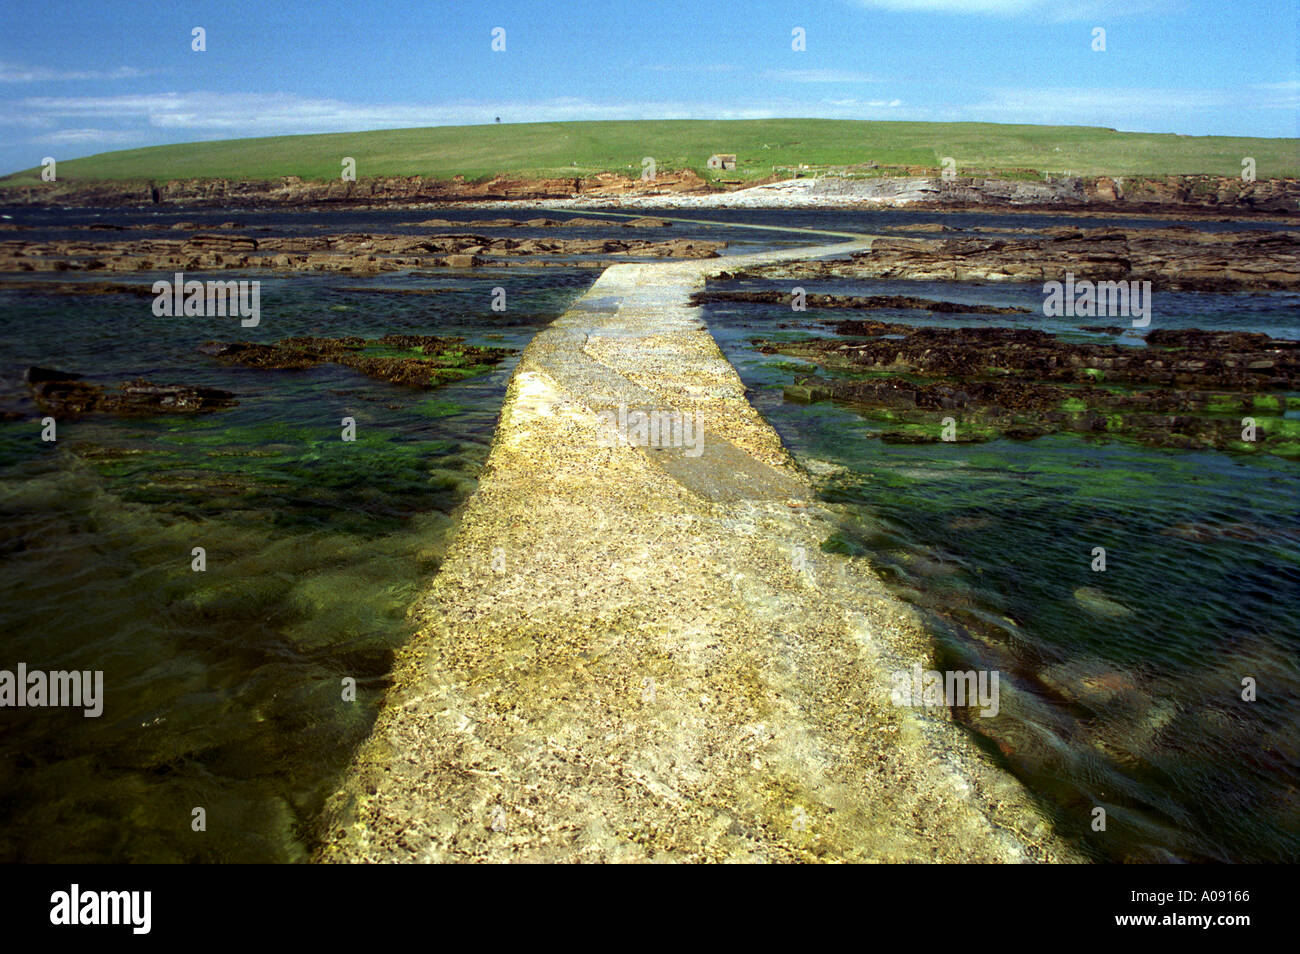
317;239;1078;863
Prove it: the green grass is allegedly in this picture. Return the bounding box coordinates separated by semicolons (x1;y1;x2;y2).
4;119;1297;187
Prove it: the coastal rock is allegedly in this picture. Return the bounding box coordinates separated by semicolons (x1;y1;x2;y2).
731;226;1300;291
0;280;155;296
690;289;1029;314
1094;177;1123;202
0;170;714;208
755;319;1299;455
202;334;511;388
1038;660;1141;708
7;171;1294;215
412;216;672;229
0;230;727;274
24;366;237;416
1072;586;1135;619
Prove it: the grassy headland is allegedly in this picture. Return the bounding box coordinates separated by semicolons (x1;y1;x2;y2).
3;119;1297;189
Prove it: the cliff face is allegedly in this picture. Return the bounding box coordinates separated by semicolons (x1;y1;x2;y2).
1;170;1296;213
0;170;711;208
781;174;1299;214
1096;174;1300;213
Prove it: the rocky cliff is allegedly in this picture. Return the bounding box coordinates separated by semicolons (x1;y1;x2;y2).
0;170;710;208
1;170;1296;214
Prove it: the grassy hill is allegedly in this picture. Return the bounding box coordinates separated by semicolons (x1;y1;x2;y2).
3;119;1297;186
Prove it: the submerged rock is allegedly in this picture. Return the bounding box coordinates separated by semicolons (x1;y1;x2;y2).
202;334;511;388
0;280;156;296
689;289;1030;314
756;319;1300;456
24;366;237;417
1038;659;1142;708
1072;586;1135;619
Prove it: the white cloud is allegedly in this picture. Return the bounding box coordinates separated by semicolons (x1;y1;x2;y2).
1254;80;1300;97
11;90;906;139
0;61;152;83
10;86;1289;142
855;0;1045;12
40;128;145;145
0;114;56;129
820;97;904;108
0;90;915;167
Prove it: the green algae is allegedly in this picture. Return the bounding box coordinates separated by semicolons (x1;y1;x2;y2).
1256;417;1300;438
758;315;1299;459
74;421;467;535
821;530;872;558
432;361;501;385
880;418;996;444
778;363;1297;459
1205;397;1253;414
207;335;512;391
763;359;821;375
413;397;468;418
358;344;425;359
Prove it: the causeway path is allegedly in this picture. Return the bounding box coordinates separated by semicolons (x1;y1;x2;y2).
317;235;1078;862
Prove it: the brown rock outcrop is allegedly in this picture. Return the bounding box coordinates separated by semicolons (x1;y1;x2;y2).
0;230;726;274
725;226;1300;291
24;366;237;416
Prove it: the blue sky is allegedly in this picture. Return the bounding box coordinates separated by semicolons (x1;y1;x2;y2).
1;0;1296;174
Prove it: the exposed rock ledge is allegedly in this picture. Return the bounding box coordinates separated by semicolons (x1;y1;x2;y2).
3;171;1296;215
716;226;1300;291
0;231;726;274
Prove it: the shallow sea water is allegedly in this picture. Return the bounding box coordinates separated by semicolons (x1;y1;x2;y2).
0;255;592;861
2;204;1295;862
704;270;1300;862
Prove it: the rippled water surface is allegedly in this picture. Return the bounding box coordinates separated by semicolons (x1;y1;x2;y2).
704;274;1300;862
2;205;1296;862
0;251;592;861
